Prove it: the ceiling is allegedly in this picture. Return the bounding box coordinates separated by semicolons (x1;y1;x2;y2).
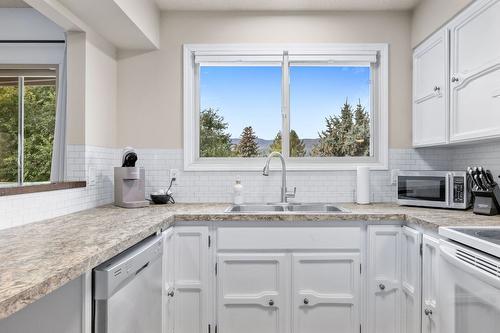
0;0;30;8
154;0;422;11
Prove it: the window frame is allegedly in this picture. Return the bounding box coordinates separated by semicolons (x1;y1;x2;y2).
183;43;389;171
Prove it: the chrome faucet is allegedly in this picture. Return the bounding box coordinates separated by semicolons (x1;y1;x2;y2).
262;152;296;203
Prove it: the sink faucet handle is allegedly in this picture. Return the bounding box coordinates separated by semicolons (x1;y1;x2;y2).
286;187;296;198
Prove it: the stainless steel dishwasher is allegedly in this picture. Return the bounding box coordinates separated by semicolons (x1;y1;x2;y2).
93;234;163;333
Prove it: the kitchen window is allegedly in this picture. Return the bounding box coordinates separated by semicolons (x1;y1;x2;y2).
184;44;388;171
0;66;58;186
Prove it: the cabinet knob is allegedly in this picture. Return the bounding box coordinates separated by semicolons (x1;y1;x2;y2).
167;290;175;297
379;283;386;290
424;308;433;316
434;86;441;92
303;298;309;305
451;76;459;83
268;299;274;306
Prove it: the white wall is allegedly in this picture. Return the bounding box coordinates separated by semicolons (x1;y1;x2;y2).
0;8;65;40
411;0;474;47
117;11;413;149
85;39;118;148
114;0;160;48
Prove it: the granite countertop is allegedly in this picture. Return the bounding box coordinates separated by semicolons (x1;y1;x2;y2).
1;202;500;320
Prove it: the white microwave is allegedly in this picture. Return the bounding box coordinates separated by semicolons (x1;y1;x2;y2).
397;170;471;210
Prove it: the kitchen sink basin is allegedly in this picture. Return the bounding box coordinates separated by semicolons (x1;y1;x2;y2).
286;203;347;212
225;204;285;212
225;203;348;213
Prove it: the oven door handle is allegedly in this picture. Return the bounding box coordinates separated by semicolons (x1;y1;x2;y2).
440;242;500;289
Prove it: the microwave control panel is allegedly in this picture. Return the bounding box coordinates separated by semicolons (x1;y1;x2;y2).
453;177;465;203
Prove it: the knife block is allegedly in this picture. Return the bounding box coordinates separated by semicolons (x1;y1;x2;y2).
473;185;500;216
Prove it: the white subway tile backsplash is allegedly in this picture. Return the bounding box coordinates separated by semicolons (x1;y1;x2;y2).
0;145;119;230
2;142;499;230
134;147;453;204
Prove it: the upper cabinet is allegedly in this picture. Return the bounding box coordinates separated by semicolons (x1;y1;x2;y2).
449;0;500;143
413;29;449;147
412;0;500;147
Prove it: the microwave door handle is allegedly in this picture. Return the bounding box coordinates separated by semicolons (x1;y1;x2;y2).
440;243;500;289
446;173;452;207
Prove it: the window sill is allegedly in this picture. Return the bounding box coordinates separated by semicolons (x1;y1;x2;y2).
0;181;86;197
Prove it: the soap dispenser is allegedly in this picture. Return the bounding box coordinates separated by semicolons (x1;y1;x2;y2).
233;177;244;205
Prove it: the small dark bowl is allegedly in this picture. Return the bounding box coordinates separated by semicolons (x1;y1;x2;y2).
150;194;172;205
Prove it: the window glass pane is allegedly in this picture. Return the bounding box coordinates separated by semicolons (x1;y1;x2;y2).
0;77;19;186
289;66;371;157
199;66;281;158
23;76;57;183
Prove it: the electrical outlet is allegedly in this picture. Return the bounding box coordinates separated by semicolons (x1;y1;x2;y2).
390;169;399;185
170;169;179;181
88;167;96;186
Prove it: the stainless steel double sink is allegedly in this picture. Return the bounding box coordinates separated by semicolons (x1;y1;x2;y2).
225;203;348;213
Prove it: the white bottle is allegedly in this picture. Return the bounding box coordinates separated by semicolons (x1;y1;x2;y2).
233;178;244;205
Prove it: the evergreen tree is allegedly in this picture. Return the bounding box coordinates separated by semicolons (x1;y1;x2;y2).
352;100;370;156
236;126;260;157
269;130;306;157
269;131;282;153
199;108;233;157
311;98;370;157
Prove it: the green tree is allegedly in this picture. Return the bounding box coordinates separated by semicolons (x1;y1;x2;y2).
269;130;306;157
23;85;56;182
199;108;232;157
0;84;56;183
0;86;19;183
236;126;260;157
311;99;370;157
352;100;370;156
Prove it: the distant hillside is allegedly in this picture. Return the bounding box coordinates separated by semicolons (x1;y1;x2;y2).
231;137;319;156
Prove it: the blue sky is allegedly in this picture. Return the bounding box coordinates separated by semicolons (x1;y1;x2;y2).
200;65;370;140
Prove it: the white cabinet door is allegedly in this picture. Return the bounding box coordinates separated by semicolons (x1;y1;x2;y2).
163;228;175;333
401;227;422;333
292;253;360;333
449;0;500;142
367;225;402;333
217;253;288;333
172;227;210;333
413;28;449;147
421;235;440;333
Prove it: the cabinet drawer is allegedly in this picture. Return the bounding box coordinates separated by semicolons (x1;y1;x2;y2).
217;227;361;251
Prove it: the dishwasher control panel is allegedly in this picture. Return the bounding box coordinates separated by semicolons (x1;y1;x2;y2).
93;234;163;300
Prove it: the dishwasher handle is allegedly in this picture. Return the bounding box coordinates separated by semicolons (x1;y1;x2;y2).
94;234;163;300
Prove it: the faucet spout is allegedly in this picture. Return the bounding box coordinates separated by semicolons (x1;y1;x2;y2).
262;152;295;203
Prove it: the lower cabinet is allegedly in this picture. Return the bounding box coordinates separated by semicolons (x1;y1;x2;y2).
367;225;402;333
217;253;289;333
216;251;361;333
421;235;440;333
401;227;422;333
168;226;211;333
367;225;422;333
165;224;436;333
292;253;360;333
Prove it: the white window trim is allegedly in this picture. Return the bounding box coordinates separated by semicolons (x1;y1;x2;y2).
183;43;389;171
